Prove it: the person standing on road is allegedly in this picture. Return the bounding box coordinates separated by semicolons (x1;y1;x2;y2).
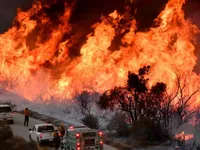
24;107;30;126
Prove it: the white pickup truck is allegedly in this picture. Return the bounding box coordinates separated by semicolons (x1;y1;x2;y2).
29;124;55;145
0;104;14;124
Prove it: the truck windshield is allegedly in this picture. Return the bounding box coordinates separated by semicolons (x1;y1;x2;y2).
38;125;54;132
0;107;12;113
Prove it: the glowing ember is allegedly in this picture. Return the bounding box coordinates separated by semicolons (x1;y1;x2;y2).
0;0;200;101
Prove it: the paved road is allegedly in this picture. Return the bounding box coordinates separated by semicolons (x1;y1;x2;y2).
10;113;117;150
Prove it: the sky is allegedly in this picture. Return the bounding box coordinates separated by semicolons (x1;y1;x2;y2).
0;0;33;33
0;0;171;33
0;0;199;32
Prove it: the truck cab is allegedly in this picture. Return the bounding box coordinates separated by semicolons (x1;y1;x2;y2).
61;126;104;150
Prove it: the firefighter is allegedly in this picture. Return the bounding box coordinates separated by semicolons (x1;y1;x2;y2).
174;131;185;148
59;123;65;137
24;107;30;126
53;130;60;150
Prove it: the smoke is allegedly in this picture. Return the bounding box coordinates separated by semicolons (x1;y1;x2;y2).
1;0;199;44
0;0;33;33
184;0;200;73
184;0;200;31
0;88;30;110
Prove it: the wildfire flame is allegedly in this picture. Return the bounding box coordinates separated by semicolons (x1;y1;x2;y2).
0;0;200;102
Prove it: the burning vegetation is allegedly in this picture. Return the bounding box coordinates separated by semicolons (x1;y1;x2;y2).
98;66;199;143
0;0;200;104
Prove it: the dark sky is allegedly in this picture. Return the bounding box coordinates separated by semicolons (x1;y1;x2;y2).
0;0;200;33
0;0;199;33
0;0;167;33
0;0;33;32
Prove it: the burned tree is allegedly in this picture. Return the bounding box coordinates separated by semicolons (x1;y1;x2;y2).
159;75;200;137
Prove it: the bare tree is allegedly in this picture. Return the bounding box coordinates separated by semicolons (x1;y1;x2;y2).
159;75;200;137
75;91;92;115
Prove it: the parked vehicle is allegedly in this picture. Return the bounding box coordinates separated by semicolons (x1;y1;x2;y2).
29;124;55;145
0;104;14;124
61;126;104;150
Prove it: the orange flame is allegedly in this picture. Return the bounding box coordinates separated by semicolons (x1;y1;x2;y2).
0;0;199;101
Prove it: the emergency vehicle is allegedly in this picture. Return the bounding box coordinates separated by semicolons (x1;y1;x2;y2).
61;126;104;150
29;124;55;145
0;104;14;124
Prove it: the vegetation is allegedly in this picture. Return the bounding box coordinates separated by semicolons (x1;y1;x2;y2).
75;91;93;115
82;114;100;129
0;123;38;150
98;66;199;143
75;91;101;129
106;112;130;137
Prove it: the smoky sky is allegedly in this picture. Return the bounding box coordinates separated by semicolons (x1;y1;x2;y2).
0;0;33;33
0;0;199;33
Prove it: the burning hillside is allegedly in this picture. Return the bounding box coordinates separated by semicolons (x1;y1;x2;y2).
0;0;200;102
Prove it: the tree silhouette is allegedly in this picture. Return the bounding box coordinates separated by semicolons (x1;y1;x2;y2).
97;66;200;141
98;66;166;123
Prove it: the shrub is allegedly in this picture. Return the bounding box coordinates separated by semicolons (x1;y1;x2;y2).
0;123;38;150
11;136;38;150
82;114;100;129
0;123;13;140
107;112;130;137
75;91;92;115
131;117;169;143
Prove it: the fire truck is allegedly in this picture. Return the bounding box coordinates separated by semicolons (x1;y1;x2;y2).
60;126;104;150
